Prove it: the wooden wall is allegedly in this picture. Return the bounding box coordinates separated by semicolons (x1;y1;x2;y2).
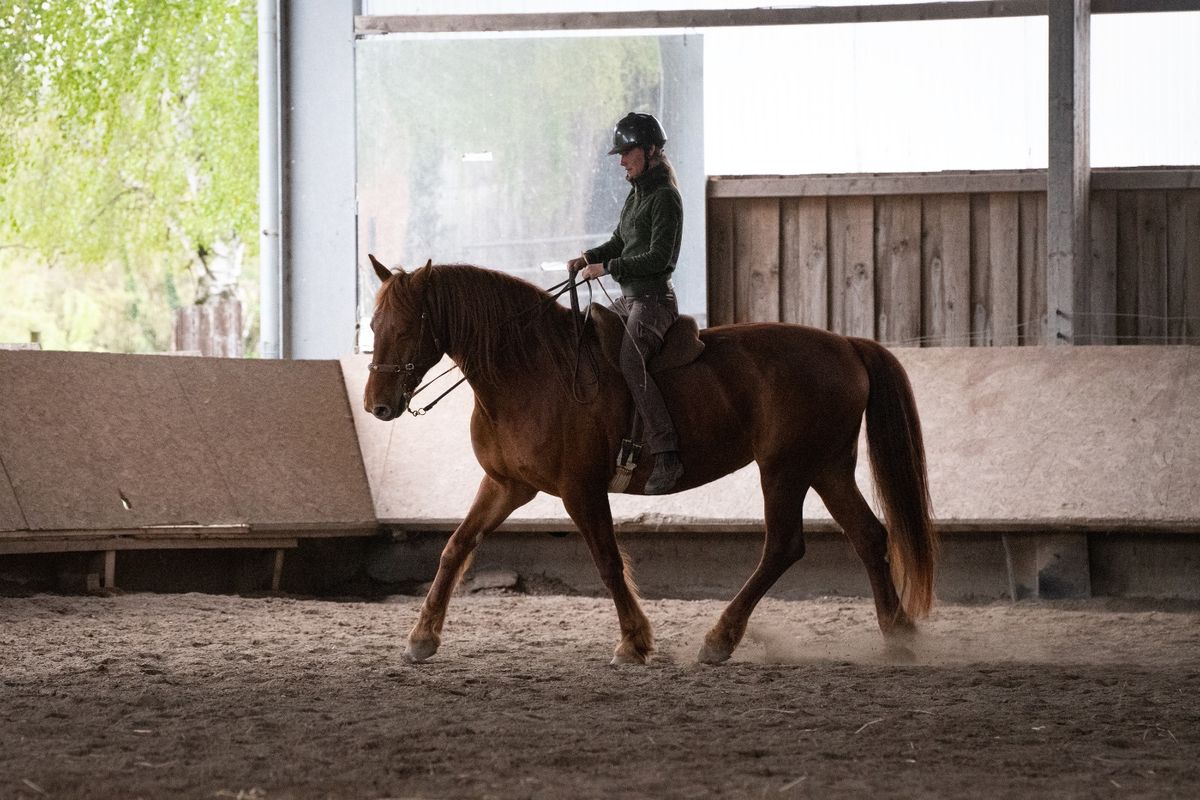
707;169;1200;346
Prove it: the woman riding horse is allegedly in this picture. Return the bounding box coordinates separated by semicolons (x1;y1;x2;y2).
568;111;684;494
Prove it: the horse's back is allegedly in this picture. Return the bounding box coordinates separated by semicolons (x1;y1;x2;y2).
667;322;871;464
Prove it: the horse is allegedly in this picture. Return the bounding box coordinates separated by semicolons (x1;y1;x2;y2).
364;255;936;665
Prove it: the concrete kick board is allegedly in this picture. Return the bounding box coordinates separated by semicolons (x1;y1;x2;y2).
0;350;238;530
0;351;375;532
170;357;375;527
345;347;1200;529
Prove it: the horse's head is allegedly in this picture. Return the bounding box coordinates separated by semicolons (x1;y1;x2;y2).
364;254;445;421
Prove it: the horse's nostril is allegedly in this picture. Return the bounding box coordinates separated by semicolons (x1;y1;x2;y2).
373;405;393;420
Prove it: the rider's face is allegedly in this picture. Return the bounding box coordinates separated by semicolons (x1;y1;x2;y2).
620;146;646;181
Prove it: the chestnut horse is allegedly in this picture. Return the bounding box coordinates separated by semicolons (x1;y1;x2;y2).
364;256;936;665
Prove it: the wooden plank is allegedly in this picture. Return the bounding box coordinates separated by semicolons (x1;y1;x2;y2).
1116;192;1140;343
780;197;828;328
989;193;1021;346
875;196;923;346
970;194;992;346
0;537;301;556
709;171;1047;198
706;199;736;326
829;196;876;338
1166;191;1200;343
1136;191;1169;342
1087;191;1119;345
1046;0;1089;346
921;194;971;347
1019;193;1047;345
707;169;1200;200
733;198;781;323
1093;168;1200;191
1184;192;1200;343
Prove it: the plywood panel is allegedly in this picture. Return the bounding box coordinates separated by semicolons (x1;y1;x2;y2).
988;193;1020;346
780;196;828;328
706;198;736;327
733;198;781;322
1019;193;1047;345
1087;191;1119;345
0;351;238;530
921;194;970;347
970;194;992;346
171;358;376;528
875;195;922;346
1136;191;1169;342
345;348;1200;531
0;463;25;531
829;196;875;338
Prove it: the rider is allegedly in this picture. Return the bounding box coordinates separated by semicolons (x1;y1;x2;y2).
568;111;684;495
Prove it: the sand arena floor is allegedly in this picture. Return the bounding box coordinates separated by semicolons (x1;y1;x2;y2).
2;591;1198;799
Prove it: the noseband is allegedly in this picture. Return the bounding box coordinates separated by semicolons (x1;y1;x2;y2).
368;291;448;413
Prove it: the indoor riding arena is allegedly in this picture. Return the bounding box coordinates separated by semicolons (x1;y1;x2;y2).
3;3;1200;800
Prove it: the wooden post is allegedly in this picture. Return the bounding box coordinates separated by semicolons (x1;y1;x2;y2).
1046;0;1090;345
271;549;286;592
103;550;116;589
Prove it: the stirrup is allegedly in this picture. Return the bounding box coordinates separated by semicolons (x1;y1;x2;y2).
608;437;643;493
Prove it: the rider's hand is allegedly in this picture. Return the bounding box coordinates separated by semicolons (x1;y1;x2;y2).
566;256;587;274
579;263;606;281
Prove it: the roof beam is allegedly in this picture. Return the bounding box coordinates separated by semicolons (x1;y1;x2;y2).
356;0;1200;36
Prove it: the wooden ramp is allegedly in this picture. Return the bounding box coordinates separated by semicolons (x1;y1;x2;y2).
0;351;376;589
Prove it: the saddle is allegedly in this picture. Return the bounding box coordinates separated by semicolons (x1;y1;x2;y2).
587;303;705;492
589;303;705;374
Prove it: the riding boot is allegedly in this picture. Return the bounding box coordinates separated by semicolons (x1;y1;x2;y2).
644;450;684;495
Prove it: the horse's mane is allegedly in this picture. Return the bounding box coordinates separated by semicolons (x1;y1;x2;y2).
378;263;582;388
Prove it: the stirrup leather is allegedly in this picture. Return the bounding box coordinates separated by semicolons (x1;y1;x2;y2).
608;437;643;493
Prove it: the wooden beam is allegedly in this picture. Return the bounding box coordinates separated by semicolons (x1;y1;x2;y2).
709;171;1048;198
1046;0;1090;346
355;1;1200;36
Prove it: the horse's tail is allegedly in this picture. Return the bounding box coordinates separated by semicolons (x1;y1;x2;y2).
850;338;938;618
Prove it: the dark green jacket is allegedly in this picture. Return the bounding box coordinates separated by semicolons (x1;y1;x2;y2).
584;163;682;297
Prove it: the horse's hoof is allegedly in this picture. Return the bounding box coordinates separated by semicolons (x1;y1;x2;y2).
610;649;649;666
884;642;916;663
404;638;439;663
697;643;732;665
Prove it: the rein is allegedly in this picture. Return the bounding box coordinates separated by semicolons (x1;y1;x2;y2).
371;272;587;416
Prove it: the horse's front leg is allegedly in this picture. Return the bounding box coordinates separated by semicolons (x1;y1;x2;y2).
405;475;536;662
561;487;654;665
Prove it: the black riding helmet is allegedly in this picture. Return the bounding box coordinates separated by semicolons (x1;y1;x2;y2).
607;112;667;155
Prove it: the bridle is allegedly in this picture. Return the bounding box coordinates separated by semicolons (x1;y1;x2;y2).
367;290;456;415
367;267;595;417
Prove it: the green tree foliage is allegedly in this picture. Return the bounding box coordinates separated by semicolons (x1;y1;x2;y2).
0;0;258;352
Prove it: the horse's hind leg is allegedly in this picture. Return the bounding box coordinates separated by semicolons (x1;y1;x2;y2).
813;466;914;639
561;488;654;665
406;475;536;662
699;467;809;664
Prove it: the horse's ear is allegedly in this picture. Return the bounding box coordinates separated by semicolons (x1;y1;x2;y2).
423;259;432;270
368;253;403;284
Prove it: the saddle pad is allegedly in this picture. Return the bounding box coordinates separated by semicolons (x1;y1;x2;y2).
590;303;705;374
